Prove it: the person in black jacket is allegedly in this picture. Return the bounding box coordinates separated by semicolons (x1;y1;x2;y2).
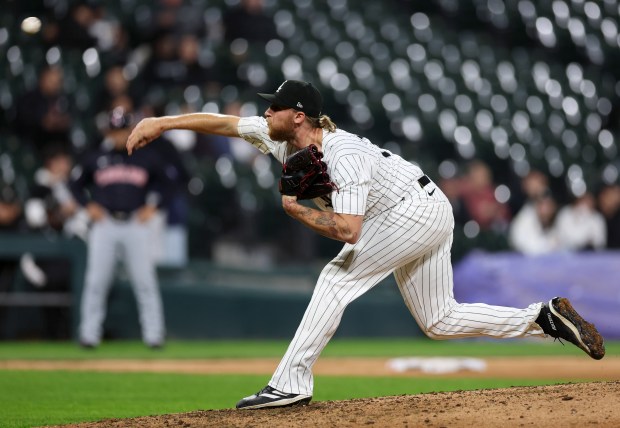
70;106;172;348
14;65;73;158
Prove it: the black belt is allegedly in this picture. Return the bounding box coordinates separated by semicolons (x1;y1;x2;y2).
110;211;132;221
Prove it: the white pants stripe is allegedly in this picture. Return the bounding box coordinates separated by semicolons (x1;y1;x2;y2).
269;195;544;395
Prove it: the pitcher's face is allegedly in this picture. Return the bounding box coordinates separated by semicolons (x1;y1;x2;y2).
265;104;296;142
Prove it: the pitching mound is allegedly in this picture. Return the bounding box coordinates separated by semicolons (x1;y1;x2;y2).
56;381;619;428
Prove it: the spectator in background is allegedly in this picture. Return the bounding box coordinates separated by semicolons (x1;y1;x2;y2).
221;0;278;88
176;33;217;88
146;131;192;267
439;176;470;226
459;160;511;232
0;182;24;339
43;3;98;51
223;0;278;44
555;192;606;251
0;182;23;332
509;187;559;255
88;8;134;68
15;65;73;158
21;146;83;339
510;170;550;215
140;32;218;93
597;184;620;249
24;146;81;238
152;0;206;37
0;184;22;233
141;31;179;89
94;64;133;116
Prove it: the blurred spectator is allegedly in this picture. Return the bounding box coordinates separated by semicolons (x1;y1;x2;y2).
141;32;218;92
0;184;22;233
153;0;206;36
439;176;470;226
0;182;24;338
597;184;620;249
0;183;23;285
69;105;171;348
555;193;606;251
14;65;73;158
509;188;559;255
148;134;192;267
100;25;133;68
126;100;191;267
459;160;511;231
94;64;133;115
46;3;98;51
220;0;278;88
176;33;217;88
510;170;550;215
223;0;278;43
20;146;82;339
141;31;180;88
24;146;80;237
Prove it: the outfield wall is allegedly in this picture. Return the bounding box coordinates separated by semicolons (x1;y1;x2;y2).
1;233;618;340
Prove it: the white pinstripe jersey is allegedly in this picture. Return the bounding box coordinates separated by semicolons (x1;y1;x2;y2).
238;116;427;219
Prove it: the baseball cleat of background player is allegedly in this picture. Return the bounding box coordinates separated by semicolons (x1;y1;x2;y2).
236;385;312;409
536;297;605;360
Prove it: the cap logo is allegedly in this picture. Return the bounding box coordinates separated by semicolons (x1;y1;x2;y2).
276;81;287;93
297;102;303;108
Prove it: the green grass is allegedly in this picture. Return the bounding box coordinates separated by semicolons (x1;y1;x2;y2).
1;337;617;360
0;370;560;428
0;339;617;427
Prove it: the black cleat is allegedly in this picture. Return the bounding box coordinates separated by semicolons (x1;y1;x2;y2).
79;341;97;350
236;385;312;410
537;297;605;360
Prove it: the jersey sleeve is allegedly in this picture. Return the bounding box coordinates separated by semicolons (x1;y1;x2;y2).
330;153;372;216
237;116;291;163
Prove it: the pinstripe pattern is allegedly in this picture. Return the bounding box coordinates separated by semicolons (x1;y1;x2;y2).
238;116;546;396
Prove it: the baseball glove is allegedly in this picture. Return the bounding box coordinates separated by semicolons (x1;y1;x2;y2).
279;144;337;200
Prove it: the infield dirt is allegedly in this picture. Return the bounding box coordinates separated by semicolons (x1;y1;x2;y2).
29;355;620;428
53;381;620;428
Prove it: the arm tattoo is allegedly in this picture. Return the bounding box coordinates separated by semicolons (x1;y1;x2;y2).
316;212;350;240
298;207;314;218
285;199;356;242
315;213;337;228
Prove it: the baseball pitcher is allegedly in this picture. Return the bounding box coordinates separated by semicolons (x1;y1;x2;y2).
126;80;605;409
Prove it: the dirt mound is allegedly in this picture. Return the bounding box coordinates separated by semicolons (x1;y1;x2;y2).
56;381;620;428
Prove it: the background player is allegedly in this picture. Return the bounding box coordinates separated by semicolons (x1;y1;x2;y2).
126;80;605;408
70;106;171;349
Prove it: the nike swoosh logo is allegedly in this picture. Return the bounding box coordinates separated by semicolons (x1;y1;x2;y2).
428;189;436;196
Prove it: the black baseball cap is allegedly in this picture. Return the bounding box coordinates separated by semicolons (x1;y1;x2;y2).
107;106;135;130
258;80;323;118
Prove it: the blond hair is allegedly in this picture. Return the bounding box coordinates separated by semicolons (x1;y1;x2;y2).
306;114;337;132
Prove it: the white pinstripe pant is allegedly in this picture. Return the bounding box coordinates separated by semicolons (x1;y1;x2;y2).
269;192;544;395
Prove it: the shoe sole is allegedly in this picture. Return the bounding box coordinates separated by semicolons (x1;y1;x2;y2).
237;396;311;410
550;298;605;360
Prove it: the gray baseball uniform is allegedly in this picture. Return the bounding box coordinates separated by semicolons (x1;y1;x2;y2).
70;141;170;347
238;116;546;395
